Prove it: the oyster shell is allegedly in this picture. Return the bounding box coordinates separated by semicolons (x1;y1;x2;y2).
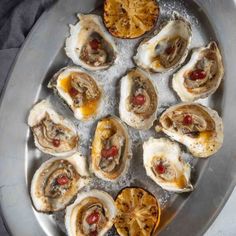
31;153;89;213
156;103;223;158
65;14;117;71
143;138;193;192
91;116;131;181
173;41;224;101
48;66;102;120
119;68;158;130
134;14;192;73
28;100;79;156
65;190;116;236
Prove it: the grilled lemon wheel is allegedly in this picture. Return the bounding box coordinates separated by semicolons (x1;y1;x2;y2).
115;187;161;236
104;0;160;39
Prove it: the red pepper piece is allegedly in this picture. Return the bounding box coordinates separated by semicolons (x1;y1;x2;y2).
189;69;206;80
183;115;193;126
131;94;146;106
56;175;69;185
101;146;118;158
89;39;100;50
52;138;60;147
69;87;79;97
86;212;100;225
155;163;165;174
89;231;98;236
165;46;174;55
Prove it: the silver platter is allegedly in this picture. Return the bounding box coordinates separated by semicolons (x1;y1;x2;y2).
0;0;236;236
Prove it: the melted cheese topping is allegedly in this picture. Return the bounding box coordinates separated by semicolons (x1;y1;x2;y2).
59;76;72;93
59;75;100;119
80;99;99;119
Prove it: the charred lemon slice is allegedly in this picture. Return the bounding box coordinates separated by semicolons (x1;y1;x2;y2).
115;187;161;236
104;0;160;39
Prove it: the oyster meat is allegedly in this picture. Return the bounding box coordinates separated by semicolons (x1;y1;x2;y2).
65;14;117;71
28;100;79;156
143;138;193;192
119;68;158;130
134;14;192;72
48;67;102;120
31;153;89;213
156;103;223;158
173;41;224;101
65;190;116;236
91;116;131;181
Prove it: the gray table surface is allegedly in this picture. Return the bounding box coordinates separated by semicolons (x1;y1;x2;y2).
206;187;236;236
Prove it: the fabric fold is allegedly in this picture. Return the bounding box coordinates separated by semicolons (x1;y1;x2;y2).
0;1;56;235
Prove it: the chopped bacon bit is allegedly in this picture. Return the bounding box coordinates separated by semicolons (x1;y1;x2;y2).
155;163;165;174
89;39;100;50
56;175;69;185
101;146;118;158
86;211;100;225
69;87;79;97
52;138;60;147
131;94;146;106
189;69;206;80
183;115;193;126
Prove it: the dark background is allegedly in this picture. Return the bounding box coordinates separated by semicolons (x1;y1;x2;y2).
0;0;55;235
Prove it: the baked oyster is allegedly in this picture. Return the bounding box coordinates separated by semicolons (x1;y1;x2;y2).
65;14;117;71
134;14;192;72
31;153;89;213
48;67;102;120
119;68;158;130
28;100;79;156
143;137;193;192
173;41;224;101
156;103;223;158
91;116;131;181
65;190;116;236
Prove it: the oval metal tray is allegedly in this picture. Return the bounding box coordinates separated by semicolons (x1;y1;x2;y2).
0;0;236;236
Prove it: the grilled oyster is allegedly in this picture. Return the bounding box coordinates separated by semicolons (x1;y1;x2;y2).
28;100;79;156
156;103;223;158
65;14;117;71
134;15;192;72
65;190;116;236
143;138;193;192
119;68;158;130
48;67;102;120
173;41;224;101
31;153;89;213
91;116;131;181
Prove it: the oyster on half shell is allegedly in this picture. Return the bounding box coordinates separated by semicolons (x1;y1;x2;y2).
28;100;79;156
134;14;192;73
91;116;131;181
65;14;117;71
65;190;116;236
143;138;193;193
31;153;89;213
156;103;223;158
119;68;158;130
173;41;224;101
48;67;102;120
